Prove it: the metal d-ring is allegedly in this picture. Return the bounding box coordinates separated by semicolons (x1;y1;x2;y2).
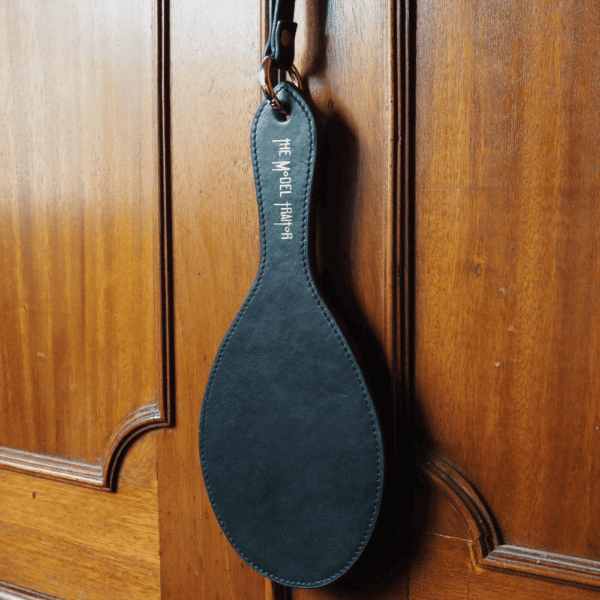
259;56;303;114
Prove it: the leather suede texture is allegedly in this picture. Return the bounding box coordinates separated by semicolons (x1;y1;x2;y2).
199;83;384;588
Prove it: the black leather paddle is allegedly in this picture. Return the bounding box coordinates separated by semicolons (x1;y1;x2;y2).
199;81;384;588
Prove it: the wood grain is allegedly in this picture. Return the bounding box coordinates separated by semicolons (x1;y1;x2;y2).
156;0;271;598
411;459;600;599
415;0;600;563
421;456;600;590
0;435;160;600
410;532;600;600
6;0;600;598
0;0;168;474
295;0;396;366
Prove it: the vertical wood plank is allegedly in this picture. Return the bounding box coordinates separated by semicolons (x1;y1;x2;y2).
415;0;600;560
157;0;269;597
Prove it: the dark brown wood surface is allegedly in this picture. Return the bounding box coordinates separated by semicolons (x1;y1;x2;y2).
2;0;600;599
0;0;168;488
155;0;271;597
0;435;161;599
415;0;600;560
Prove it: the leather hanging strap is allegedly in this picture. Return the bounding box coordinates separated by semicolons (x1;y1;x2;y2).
263;0;297;71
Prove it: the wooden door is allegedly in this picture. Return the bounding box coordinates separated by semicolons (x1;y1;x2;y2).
1;1;599;599
406;0;600;598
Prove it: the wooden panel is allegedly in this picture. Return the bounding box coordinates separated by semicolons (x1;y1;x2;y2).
415;0;600;565
295;0;396;363
469;568;600;600
410;459;600;599
157;0;271;597
410;534;474;600
0;435;160;600
409;532;600;600
0;0;170;486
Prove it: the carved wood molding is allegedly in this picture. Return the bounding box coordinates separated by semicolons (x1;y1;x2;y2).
423;454;500;562
0;404;166;491
423;454;600;590
0;581;63;600
0;0;174;492
482;546;600;591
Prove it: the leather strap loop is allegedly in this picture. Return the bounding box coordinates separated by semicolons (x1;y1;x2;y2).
263;0;297;71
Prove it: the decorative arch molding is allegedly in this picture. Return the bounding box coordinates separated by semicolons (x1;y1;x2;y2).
0;580;64;600
422;453;500;562
423;454;600;590
0;403;169;491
